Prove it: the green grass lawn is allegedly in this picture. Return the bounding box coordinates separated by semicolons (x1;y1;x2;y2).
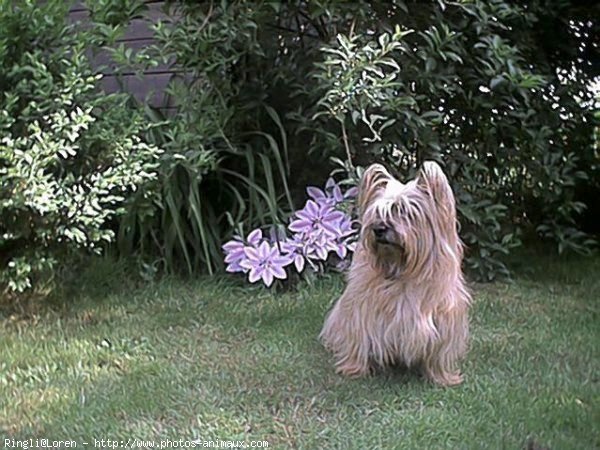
1;252;598;449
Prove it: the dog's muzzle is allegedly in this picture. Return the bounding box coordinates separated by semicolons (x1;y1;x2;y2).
372;223;395;246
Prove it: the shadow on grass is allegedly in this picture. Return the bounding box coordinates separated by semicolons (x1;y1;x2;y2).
505;243;600;285
2;252;598;448
4;269;432;445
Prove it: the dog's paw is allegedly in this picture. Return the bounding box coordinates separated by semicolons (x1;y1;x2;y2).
426;370;463;387
336;362;372;378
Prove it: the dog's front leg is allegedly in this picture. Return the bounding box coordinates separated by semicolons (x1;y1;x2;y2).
423;304;468;386
335;341;372;378
321;301;372;378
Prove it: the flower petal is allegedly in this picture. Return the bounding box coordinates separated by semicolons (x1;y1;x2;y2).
345;187;359;198
316;246;329;260
224;250;245;263
307;186;326;200
258;241;271;259
222;239;244;252
281;237;300;253
226;261;245;273
248;267;263;283
244;246;260;261
288;219;312;233
272;255;293;266
262;270;274;287
295;206;316;221
321;220;342;236
239;258;255;270
324;210;345;222
332;186;344;203
294;255;305;272
247;228;263;245
304;200;318;217
271;265;287;280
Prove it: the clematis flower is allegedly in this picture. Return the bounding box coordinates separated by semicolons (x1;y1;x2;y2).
344;186;359;199
328;215;357;258
222;228;265;273
304;232;331;261
222;237;246;273
289;200;345;236
240;241;292;287
281;234;307;273
307;178;358;206
223;178;360;287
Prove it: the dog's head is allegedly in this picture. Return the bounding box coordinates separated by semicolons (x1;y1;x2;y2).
358;161;461;279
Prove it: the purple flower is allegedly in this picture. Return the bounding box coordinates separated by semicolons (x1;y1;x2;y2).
328;215;357;258
345;186;359;199
307;178;358;206
284;198;358;269
240;241;292;287
304;233;331;260
223;237;246;273
285;220;355;266
223;178;360;286
289;200;345;236
246;228;263;246
282;232;328;272
281;234;307;273
222;228;265;273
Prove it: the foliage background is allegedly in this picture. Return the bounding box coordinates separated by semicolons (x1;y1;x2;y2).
1;0;598;295
128;0;597;281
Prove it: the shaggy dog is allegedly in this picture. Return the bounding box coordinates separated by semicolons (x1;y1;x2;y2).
320;162;471;386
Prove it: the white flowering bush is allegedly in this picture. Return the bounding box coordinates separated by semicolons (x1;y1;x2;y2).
1;107;161;294
223;178;358;287
0;1;161;296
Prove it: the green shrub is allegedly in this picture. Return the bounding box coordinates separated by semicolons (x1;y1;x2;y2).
0;1;161;296
117;1;294;275
110;1;595;281
292;1;597;280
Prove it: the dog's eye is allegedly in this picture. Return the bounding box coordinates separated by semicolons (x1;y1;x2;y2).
391;203;406;218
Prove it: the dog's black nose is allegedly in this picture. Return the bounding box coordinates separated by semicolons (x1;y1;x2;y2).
372;224;388;238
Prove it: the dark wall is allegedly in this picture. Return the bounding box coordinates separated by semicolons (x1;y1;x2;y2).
69;0;177;109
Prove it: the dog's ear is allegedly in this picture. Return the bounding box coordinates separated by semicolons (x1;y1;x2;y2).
358;164;389;217
417;161;456;222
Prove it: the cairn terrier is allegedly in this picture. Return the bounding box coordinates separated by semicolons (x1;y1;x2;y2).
320;162;471;386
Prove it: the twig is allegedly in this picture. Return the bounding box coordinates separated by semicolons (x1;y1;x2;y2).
340;119;353;168
198;1;214;33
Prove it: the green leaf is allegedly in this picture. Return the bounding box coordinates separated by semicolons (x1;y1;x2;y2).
490;75;505;90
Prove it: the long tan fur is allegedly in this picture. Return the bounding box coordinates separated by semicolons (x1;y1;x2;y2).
320;161;471;386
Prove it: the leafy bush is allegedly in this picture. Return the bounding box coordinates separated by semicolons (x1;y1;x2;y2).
292;1;598;280
116;2;295;276
92;1;597;281
0;1;161;296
